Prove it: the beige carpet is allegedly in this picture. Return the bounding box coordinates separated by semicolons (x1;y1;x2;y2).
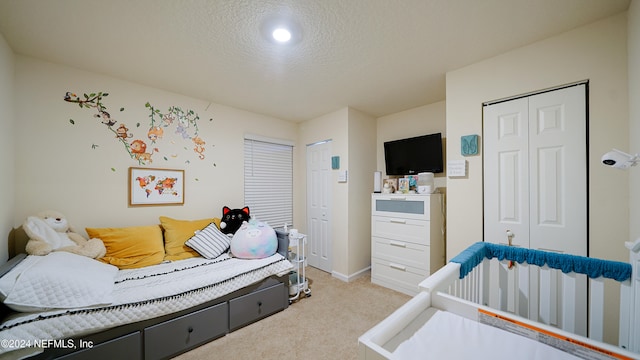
173;266;411;360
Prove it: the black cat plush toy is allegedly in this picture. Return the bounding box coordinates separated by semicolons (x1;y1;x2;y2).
219;206;250;235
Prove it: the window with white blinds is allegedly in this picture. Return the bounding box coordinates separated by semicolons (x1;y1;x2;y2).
244;136;293;230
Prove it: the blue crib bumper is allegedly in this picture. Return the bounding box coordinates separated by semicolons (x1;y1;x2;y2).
451;242;632;282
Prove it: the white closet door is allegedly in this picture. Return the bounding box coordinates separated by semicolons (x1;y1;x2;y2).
483;84;588;335
483;84;586;255
483;97;530;248
528;87;586;256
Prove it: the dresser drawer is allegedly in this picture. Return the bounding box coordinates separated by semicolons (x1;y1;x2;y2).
371;216;429;245
372;236;430;271
57;332;142;360
229;282;286;331
371;258;428;296
372;195;431;220
144;302;228;360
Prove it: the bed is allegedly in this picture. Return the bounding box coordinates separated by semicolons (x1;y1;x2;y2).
0;224;293;360
359;240;640;360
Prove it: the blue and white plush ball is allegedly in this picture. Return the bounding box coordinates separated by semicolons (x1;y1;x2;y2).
230;219;277;259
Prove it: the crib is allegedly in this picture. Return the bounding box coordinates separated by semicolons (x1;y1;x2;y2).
358;239;640;360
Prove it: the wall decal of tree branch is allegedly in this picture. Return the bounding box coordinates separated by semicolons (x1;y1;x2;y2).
64;91;208;165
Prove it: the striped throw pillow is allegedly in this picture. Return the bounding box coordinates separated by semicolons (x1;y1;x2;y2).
185;223;231;259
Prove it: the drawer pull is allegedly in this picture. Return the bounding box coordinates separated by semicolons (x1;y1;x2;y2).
257;301;262;307
187;326;194;333
389;263;406;271
389;240;406;248
390;219;407;224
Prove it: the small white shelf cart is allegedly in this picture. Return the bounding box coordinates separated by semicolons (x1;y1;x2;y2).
288;231;311;303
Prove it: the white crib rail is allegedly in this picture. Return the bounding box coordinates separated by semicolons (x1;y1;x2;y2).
359;241;640;360
438;241;640;353
619;238;640;353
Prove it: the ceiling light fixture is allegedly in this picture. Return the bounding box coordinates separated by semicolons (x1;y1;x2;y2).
261;16;301;45
272;28;292;42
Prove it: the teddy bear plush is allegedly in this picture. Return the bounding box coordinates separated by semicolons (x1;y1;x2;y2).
23;210;106;259
219;206;251;235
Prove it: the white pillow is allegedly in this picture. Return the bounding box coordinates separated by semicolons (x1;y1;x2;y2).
185;222;230;259
0;252;118;312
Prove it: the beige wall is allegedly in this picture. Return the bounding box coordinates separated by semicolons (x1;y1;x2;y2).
347;108;377;276
630;1;640;240
12;56;297;234
0;33;15;263
296;107;376;280
375;101;448;260
446;13;628;261
376;101;447;189
297;108;349;275
1;4;636;294
6;54;376;280
446;13;629;343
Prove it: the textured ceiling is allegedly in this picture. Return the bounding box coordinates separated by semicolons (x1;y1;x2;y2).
0;0;630;122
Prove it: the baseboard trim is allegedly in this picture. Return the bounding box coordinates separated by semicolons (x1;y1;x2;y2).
332;266;371;282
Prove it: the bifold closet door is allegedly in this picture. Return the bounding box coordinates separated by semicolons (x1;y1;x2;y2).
483;84;588;335
527;87;587;256
483;96;530;249
483;84;587;256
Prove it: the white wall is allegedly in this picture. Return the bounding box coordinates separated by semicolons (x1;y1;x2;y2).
446;13;628;343
12;56;297;234
0;34;15;262
629;0;640;241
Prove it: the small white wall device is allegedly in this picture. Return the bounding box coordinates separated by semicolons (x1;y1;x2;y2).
338;170;348;183
373;171;382;193
601;149;639;170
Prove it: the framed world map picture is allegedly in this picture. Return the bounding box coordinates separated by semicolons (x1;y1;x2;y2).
128;167;185;206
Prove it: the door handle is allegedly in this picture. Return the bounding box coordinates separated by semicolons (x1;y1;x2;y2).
505;230;514;246
506;230;515;269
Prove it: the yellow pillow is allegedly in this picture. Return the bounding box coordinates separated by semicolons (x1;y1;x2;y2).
87;225;164;269
159;217;221;261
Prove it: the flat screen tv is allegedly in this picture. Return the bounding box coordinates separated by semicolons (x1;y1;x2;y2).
384;133;444;175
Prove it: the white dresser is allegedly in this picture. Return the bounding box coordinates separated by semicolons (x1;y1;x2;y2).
371;193;444;296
